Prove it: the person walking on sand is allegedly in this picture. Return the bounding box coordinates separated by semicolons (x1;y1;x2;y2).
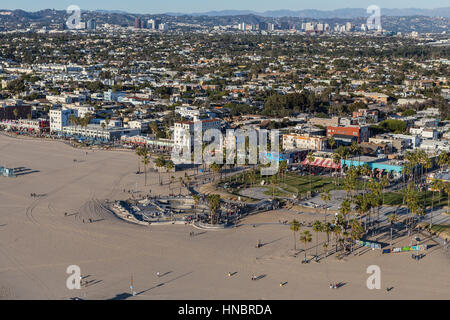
157;272;160;278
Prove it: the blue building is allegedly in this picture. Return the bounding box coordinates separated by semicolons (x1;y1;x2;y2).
341;156;405;175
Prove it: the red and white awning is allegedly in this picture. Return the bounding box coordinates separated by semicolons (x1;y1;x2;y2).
302;157;341;170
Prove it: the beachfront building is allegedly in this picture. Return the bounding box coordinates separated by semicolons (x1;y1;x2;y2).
173;118;221;150
49;108;78;133
0;118;49;133
283;133;328;151
121;135;174;151
0;101;32;120
62;124;139;142
326;125;370;144
341;155;405;177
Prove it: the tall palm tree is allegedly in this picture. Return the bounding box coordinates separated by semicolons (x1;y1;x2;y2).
307;152;315;196
312;220;323;258
387;213;399;247
445;183;450;215
332;151;342;186
328;137;335;150
320;189;331;207
380;175;389;204
207;194;221;225
165;160;175;184
154;156;166;185
350;142;362;166
135;146;144;174
322;222;332;254
179;177;184;195
349;219;364;253
299;231;312;262
332;224;342;253
270;175;278;199
141;148;150;186
289;220;301;252
437;152;449;172
170;176;175;194
430;179;441;228
339;198;351;226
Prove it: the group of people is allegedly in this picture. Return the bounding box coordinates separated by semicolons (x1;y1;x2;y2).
329;283;340;289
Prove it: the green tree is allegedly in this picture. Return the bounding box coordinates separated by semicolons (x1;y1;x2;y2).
289;219;301;252
312;220;323;258
207;194;221;225
299;231;312;262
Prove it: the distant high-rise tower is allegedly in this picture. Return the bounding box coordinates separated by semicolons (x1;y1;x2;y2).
87;19;96;30
134;18;142;29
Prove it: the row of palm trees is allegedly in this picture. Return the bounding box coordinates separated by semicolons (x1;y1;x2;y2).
289;216;365;262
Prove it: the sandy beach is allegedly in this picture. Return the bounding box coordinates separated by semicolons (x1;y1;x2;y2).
0;134;449;300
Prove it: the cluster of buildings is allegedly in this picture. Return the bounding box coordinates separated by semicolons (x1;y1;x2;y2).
134;18;168;31
0;30;448;175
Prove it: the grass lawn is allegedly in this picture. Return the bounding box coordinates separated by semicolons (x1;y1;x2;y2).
220;171;365;198
383;191;448;208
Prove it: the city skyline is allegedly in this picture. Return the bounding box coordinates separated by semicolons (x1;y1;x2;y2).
0;0;448;14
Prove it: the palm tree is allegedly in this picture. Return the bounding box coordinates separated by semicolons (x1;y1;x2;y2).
430;179;442;228
380;175;389;204
289;220;301;252
141;148;150;186
299;231;312;262
279;160;288;183
165;160;175;184
307;152;315;196
344;167;358;201
437;152;449;172
170;176;175;194
322;222;332;255
333;224;342;253
270;175;278;199
210;162;221;181
207;194;221;225
101;122;106;141
312;220;323;258
154;156;166;185
387;214;399;247
354;194;371;231
349;219;364;253
350;141;362;166
339;198;351;226
332;152;342;186
320;189;331;209
328;137;335;150
445;183;450;215
135;146;144;173
193;194;200;218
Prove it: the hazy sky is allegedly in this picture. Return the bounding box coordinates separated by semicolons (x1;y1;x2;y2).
1;0;446;13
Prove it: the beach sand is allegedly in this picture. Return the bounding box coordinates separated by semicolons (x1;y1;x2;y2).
0;134;449;300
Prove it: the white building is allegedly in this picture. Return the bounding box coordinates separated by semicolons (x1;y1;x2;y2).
49;108;78;133
283;134;328;151
62;124;139;141
173;118;221;150
175;106;201;119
